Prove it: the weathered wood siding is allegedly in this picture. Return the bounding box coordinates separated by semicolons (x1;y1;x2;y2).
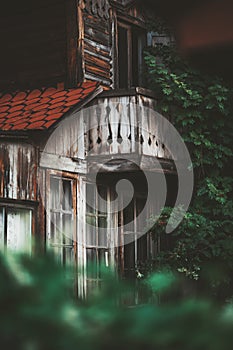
0;0;67;91
40;111;87;174
0;142;38;200
40;92;173;174
82;3;113;86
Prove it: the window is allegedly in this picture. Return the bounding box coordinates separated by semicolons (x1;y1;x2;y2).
86;182;111;288
47;172;77;266
117;22;146;88
0;204;32;253
117;173;150;278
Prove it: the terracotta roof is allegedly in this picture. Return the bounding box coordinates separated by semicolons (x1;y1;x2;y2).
0;81;102;131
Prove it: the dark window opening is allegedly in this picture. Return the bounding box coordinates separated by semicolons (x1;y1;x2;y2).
117;22;146;89
118;26;129;89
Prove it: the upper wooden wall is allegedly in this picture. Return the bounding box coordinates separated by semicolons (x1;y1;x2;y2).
0;0;150;92
83;7;113;87
0;0;67;92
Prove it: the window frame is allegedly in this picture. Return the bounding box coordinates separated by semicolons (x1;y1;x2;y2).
46;170;78;266
85;181;112;284
0;198;36;254
116;20;147;89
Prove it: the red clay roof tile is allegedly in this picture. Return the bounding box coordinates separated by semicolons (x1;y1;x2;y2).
12;92;27;102
0;94;12;104
47;107;63;115
0;106;9;113
15;122;30;130
6;110;22;118
41;87;57;97
27;121;45;129
49;102;65;109
52;91;67;98
0;81;101;131
24;103;40;111
9;104;24;113
44;120;57;128
2;124;12;130
27;90;42;100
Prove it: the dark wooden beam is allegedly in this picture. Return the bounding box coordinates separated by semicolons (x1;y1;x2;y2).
65;0;79;87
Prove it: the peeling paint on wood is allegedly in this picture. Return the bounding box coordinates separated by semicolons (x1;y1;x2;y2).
0;142;38;201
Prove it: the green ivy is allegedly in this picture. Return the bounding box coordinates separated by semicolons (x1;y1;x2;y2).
144;38;233;300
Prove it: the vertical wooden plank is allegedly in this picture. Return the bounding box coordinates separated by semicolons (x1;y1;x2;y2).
77;2;85;83
129;96;137;153
111;8;118;88
119;96;131;154
110;100;120;154
140;97;151;156
77;175;86;298
37;168;46;254
78;109;86;159
127;27;132;88
99;98;109;155
65;0;78;88
148;101;158;157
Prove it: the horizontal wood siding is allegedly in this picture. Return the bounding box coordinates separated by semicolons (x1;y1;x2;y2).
83;11;112;86
0;142;38;201
0;0;67;91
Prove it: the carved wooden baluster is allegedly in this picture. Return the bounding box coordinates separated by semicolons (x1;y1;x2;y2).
120;97;131;154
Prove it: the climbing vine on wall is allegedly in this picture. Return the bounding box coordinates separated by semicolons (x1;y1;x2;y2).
144;28;233;299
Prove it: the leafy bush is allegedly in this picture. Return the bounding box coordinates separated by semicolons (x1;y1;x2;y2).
1;253;233;350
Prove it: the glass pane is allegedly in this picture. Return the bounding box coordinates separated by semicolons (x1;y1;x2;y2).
98;249;109;269
137;235;147;265
124;238;135;278
98;216;107;228
7;208;32;253
63;213;73;241
50;212;62;245
136;197;147;232
86;216;96;246
86;183;95;214
63;246;74;267
97;185;107;213
62;180;72;211
0;207;5;249
50;177;60;210
52;246;63;265
123;198;134;232
86;248;97;278
98;218;107;247
98;232;107;247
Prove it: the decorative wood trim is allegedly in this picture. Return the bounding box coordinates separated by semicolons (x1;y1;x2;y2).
83;0;111;19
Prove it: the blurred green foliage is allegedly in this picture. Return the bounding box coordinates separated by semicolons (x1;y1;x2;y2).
1;252;233;350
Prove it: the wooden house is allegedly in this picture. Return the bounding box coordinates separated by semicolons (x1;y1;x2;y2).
0;0;178;296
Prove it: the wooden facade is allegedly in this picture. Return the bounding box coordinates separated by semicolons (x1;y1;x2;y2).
0;1;178;296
